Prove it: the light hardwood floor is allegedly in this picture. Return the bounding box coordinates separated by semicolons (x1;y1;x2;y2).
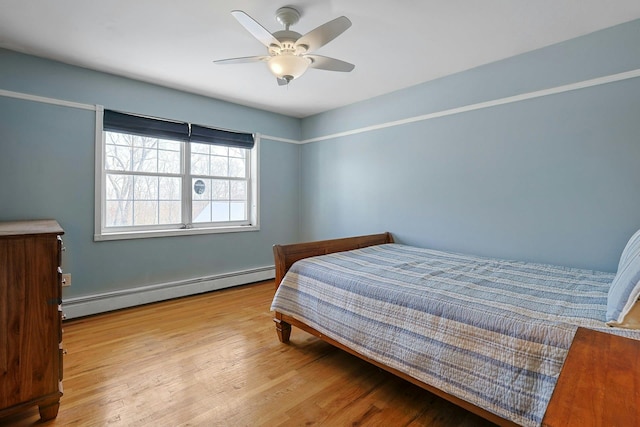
1;281;496;426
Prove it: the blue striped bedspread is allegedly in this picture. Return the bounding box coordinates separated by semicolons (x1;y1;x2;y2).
270;243;640;426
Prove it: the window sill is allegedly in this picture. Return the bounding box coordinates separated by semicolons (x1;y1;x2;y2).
94;224;260;241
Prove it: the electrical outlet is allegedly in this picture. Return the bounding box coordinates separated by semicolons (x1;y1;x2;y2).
62;273;71;287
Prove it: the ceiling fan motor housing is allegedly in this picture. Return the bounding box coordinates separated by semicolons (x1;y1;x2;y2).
269;31;307;56
275;7;300;29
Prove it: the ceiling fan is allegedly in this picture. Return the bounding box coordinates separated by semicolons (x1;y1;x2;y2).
214;6;355;85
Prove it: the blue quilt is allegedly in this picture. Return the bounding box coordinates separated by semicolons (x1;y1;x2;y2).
271;243;640;426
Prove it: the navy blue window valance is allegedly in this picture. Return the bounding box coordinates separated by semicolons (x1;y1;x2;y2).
190;124;254;149
103;109;254;149
103;110;190;141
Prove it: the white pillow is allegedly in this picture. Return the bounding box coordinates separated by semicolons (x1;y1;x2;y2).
618;228;640;271
607;229;640;327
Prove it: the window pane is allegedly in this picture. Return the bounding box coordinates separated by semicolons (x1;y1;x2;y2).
106;174;133;200
133;201;158;225
230;180;246;199
211;156;228;177
192;178;210;200
229;147;245;158
191;142;210;154
159;140;181;152
106;200;133;226
211;145;228;156
105;143;131;171
106;131;134;147
159;201;181;224
211;201;229;222
192;200;210;223
134;176;158;200
159;177;182;200
229;158;245;178
212;180;229;200
158;149;181;174
132;136;158;149
230;202;246;221
133;145;158;173
106;133;182;176
191;153;210;176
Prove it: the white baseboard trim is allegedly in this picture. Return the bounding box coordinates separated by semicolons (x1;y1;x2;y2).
62;266;275;319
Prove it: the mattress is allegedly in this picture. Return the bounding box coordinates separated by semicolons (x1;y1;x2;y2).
271;243;640;426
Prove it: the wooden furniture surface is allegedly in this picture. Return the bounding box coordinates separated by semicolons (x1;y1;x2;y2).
0;220;64;421
542;327;640;426
272;233;640;427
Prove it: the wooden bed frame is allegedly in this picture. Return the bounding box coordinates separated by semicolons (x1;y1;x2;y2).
272;233;640;427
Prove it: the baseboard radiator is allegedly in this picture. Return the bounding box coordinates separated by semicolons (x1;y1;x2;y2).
62;266;275;319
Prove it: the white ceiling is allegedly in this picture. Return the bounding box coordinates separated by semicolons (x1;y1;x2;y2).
1;1;640;118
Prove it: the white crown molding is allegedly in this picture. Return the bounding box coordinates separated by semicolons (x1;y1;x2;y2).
300;68;640;144
3;68;640;145
0;88;97;110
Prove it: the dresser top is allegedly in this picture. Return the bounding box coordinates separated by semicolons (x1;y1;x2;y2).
0;220;64;237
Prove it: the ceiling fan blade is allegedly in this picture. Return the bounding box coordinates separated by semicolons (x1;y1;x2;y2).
214;55;270;65
307;55;355;72
296;16;351;52
231;10;280;48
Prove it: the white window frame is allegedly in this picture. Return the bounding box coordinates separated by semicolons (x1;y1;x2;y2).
94;106;260;241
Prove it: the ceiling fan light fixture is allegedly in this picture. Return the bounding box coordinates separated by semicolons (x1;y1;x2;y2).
216;8;354;85
268;54;310;82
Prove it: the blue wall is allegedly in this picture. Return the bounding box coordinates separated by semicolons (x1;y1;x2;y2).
299;19;640;272
0;49;301;298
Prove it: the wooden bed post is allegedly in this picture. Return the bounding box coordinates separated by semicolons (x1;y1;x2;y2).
273;313;291;343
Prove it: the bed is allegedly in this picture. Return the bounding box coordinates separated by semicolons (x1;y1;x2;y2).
270;232;640;427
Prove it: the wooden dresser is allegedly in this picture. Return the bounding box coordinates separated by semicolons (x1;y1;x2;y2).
0;220;64;421
542;327;640;426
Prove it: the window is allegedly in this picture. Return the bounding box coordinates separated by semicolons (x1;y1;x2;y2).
95;108;259;240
